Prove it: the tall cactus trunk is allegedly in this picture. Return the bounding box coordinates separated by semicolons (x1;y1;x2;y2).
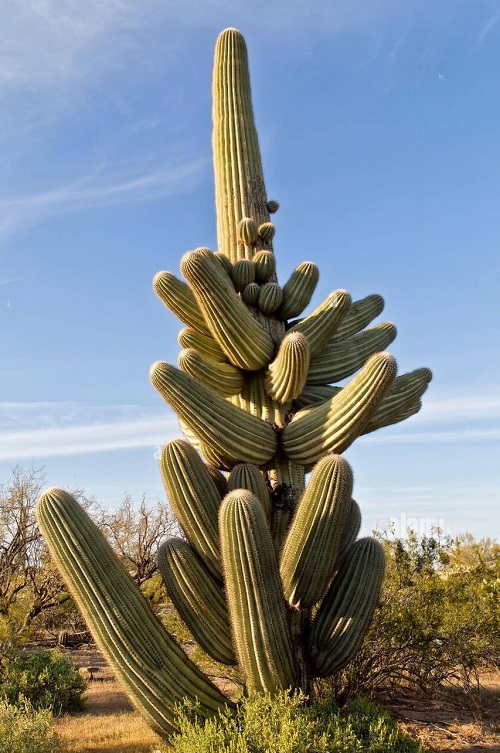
213;28;271;263
36;26;431;740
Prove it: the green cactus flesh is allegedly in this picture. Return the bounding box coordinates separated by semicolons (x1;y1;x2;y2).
36;26;432;739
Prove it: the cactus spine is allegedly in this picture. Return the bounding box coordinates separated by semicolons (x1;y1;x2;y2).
36;27;432;740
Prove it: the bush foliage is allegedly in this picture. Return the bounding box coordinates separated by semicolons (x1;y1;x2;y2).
328;530;500;701
163;691;428;753
0;649;86;716
0;699;65;753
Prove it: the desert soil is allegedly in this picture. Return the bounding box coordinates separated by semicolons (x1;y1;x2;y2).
55;643;500;753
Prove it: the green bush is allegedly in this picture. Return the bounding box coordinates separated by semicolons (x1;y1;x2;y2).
328;531;500;702
0;649;86;716
0;698;65;753
161;691;428;753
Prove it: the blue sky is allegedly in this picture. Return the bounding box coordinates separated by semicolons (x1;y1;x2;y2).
1;0;499;539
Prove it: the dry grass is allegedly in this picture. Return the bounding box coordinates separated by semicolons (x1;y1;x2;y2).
55;681;163;753
54;646;164;753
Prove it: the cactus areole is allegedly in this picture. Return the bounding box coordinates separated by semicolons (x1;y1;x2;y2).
36;28;432;739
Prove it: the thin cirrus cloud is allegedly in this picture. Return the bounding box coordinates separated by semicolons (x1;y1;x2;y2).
0;401;178;461
0;388;499;462
0;158;207;241
0;1;481;91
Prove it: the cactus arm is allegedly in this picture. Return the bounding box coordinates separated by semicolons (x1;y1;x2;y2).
219;490;298;694
180;249;274;370
153;271;210;335
282;352;397;465
307;322;397;385
362;367;432;434
159;440;222;579
158;538;236;665
265;332;311;403
178;348;244;396
310;537;385;676
178;328;226;362
288;290;352;357
151;362;277;468
293;384;342;409
213;29;270;262
37;489;231;739
331;293;385;341
280;456;353;610
279;261;320;320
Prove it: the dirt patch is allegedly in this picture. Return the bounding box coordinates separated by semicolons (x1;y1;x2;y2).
386;670;500;752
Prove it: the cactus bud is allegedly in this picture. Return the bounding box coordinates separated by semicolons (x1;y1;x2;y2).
238;217;259;246
258;282;283;315
253;250;276;283
231;260;256;291
242;282;261;305
266;199;279;213
258;221;275;242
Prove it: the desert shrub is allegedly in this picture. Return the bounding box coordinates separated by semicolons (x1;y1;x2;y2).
0;649;86;715
161;691;427;753
327;531;499;702
0;698;65;753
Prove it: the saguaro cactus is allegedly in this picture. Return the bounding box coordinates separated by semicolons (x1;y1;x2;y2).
37;28;431;739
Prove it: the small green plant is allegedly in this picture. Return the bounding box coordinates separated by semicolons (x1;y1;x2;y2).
0;649;86;716
159;691;428;753
0;698;66;753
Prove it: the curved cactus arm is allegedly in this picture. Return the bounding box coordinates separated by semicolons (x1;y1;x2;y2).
36;489;232;739
153;271;210;335
294;384;342;409
178;348;244;397
307;322;397;385
151;362;277;468
282;352;397;465
309;537;385;677
363;367;432;434
159;440;222;579
265;332;310;403
213;29;271;263
158;538;236;665
219;490;298;694
178;328;226;363
278;261;320;321
181;249;275;370
280;455;353;610
288;290;352;357
331;293;385;341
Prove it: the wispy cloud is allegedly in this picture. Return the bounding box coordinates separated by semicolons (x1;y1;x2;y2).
0;1;460;93
0;401;178;461
413;393;500;423
362;427;500;445
2;383;500;464
0;417;177;461
476;7;500;45
0;158;207;241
